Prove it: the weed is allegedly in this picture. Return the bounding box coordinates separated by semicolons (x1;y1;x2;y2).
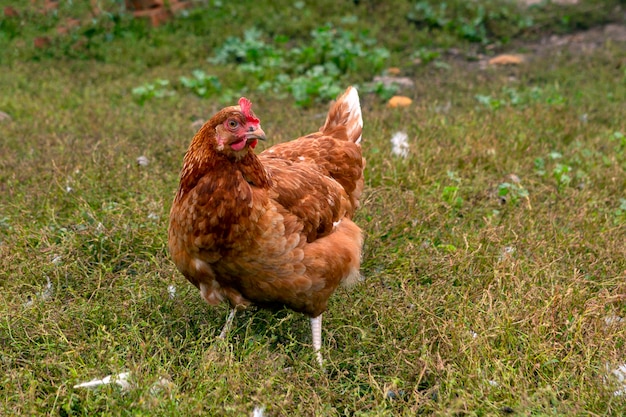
361;81;399;101
497;181;529;206
552;164;572;189
534;156;546;176
475;86;567;110
611;131;626;160
179;70;222;98
286;66;344;107
441;185;463;209
131;79;175;105
534;151;583;191
412;47;441;65
475;93;505;110
206;23;391;106
293;24;389;74
407;0;533;44
209;28;284;70
611;198;626;225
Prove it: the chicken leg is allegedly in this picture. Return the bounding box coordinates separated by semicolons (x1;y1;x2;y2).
218;308;237;339
310;315;323;367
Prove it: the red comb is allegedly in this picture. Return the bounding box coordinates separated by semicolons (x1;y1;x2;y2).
238;97;260;124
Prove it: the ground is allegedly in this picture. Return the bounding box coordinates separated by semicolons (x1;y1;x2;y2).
1;1;625;415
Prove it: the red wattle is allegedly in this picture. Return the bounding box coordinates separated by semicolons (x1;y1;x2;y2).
231;139;246;151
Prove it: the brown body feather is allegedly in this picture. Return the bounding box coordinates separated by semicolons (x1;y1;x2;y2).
168;87;364;318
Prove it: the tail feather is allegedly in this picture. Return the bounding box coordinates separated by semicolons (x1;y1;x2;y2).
320;87;363;145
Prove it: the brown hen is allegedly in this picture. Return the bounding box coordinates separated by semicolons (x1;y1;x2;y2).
168;87;364;366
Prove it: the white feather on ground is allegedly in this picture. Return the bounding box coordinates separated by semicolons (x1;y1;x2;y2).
608;363;626;396
168;285;177;299
23;276;53;307
73;372;131;391
390;131;409;158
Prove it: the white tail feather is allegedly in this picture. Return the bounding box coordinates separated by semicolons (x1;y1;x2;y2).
320;86;363;145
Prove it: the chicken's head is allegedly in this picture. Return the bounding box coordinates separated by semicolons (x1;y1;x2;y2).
214;97;266;154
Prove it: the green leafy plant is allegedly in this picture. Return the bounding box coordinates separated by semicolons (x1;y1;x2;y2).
131;79;175;105
209;28;284;69
442;185;463;209
0;12;22;42
412;47;441;65
535;151;586;191
207;24;390;106
497;182;529;206
361;81;399;101
476;86;568;110
613;198;626;224
552;163;572;189
180;70;222;98
475;94;504;110
534;157;546;176
0;216;12;233
291;25;389;74
285;66;344;107
407;0;532;44
611;131;625;160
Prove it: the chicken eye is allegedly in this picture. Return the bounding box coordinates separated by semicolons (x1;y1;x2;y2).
227;120;239;129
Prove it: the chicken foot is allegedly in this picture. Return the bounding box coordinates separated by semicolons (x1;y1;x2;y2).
310;315;323;367
218;308;237;339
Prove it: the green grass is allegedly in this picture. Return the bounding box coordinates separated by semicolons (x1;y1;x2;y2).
1;0;626;415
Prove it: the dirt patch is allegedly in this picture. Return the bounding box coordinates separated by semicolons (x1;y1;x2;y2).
444;23;626;71
529;23;626;55
520;0;580;5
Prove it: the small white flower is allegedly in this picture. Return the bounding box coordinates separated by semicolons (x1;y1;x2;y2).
390;131;409;158
147;212;160;221
65;186;73;193
253;406;265;417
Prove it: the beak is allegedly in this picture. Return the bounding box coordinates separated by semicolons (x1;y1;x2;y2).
246;126;266;142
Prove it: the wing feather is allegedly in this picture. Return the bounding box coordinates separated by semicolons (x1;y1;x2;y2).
261;135;364;213
261;157;350;242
